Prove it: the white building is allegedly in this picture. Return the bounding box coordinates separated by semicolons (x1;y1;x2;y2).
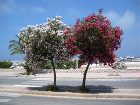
11;60;25;69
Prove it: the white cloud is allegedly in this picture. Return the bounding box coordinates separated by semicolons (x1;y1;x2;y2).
105;10;136;30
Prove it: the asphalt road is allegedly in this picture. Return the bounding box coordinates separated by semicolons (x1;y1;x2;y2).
0;76;140;105
0;92;139;105
57;78;140;89
0;76;32;85
0;76;139;89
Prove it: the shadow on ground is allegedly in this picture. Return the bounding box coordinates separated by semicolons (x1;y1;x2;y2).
27;85;115;94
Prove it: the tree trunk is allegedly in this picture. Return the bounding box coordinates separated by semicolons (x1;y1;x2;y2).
82;62;90;90
51;59;56;87
26;65;32;75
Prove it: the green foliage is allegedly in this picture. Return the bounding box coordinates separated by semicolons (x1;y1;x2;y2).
0;61;13;68
40;61;52;69
9;35;25;55
56;61;76;69
39;60;76;69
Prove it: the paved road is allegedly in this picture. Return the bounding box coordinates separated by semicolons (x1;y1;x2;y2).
0;92;139;105
0;77;140;105
57;78;140;89
0;76;139;89
0;76;32;85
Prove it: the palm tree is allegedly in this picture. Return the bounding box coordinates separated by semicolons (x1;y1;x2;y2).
9;35;25;55
9;35;32;75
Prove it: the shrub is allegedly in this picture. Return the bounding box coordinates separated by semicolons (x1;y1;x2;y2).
112;61;127;69
0;61;13;68
40;60;76;69
40;61;52;69
56;61;76;69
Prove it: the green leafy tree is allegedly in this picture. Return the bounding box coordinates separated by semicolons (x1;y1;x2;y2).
9;29;33;75
9;35;25;55
0;61;13;68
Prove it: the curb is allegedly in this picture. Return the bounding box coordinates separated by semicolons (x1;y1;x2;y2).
19;75;140;80
1;74;140;80
12;73;140;79
0;86;140;100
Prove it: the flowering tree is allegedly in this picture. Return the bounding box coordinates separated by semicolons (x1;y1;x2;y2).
15;26;38;75
64;10;123;91
18;16;70;90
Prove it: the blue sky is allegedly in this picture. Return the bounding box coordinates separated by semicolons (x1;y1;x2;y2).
0;0;140;60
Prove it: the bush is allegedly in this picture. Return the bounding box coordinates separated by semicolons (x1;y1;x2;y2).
40;60;76;69
39;61;52;69
56;61;76;69
0;61;13;68
112;61;127;69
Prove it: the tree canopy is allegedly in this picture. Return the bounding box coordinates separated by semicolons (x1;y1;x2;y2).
65;12;123;66
64;10;123;91
16;16;70;89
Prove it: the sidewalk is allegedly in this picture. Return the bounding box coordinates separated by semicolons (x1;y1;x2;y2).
0;71;140;79
33;72;140;79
